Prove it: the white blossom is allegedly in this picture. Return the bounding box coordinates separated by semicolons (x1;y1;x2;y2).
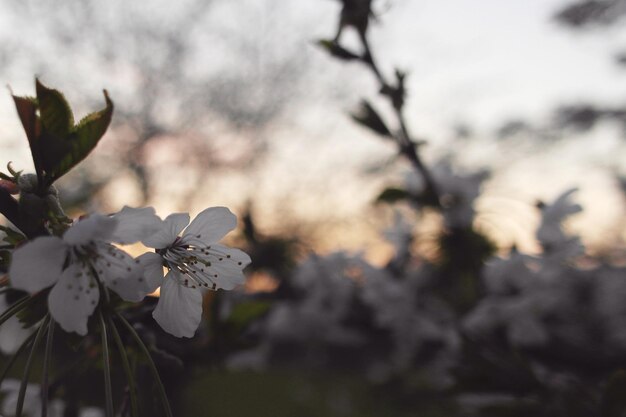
535;188;584;274
406;160;489;229
8;207;162;335
536;188;582;247
140;207;251;338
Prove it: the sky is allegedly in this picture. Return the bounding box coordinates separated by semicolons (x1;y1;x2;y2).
0;0;624;258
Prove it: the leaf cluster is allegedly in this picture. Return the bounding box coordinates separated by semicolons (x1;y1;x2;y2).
12;79;113;193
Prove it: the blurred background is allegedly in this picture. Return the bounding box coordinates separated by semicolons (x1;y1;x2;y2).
0;0;624;258
1;0;626;416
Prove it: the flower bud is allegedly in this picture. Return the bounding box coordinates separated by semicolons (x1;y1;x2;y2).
18;192;47;220
16;173;39;193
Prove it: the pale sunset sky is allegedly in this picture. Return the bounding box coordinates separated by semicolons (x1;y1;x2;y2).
0;0;624;259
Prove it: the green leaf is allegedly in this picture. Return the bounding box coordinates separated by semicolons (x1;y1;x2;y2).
36;79;74;138
316;39;361;61
351;100;393;138
11;95;43;181
376;187;410;204
0;225;26;246
43;89;114;184
12;80;114;187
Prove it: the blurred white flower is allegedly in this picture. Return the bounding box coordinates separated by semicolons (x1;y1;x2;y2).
464;248;575;349
536;188;582;248
0;294;32;355
140;207;250;338
592;267;626;349
228;252;366;370
8;207;162;335
535;188;584;272
406;160;488;228
361;265;459;381
482;250;538;294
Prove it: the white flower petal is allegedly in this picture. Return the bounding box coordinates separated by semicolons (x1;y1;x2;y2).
137;252;165;294
94;245;148;302
205;245;250;290
48;264;99;335
143;213;190;249
152;271;203;338
64;214;117;246
184;207;237;243
109;206;163;244
0;295;33;355
210;244;252;267
9;236;66;293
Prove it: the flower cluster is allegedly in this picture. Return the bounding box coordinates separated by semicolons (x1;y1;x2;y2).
228;251;459;385
224;184;626;415
6;205;250;338
0;81;253;416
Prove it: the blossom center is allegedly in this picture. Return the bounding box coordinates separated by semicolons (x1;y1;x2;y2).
159;235;241;291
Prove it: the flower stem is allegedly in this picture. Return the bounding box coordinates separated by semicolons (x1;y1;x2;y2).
0;295;31;327
0;329;37;387
107;315;139;417
15;314;49;417
356;32;441;207
41;318;55;417
99;310;115;417
114;311;173;417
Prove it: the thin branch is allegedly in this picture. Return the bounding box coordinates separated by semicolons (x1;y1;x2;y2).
16;314;50;417
114;312;173;417
0;330;38;387
41;319;56;417
99;310;114;417
354;31;442;207
0;296;31;327
108;315;139;417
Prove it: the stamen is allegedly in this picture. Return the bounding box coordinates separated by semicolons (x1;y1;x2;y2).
161;237;244;291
